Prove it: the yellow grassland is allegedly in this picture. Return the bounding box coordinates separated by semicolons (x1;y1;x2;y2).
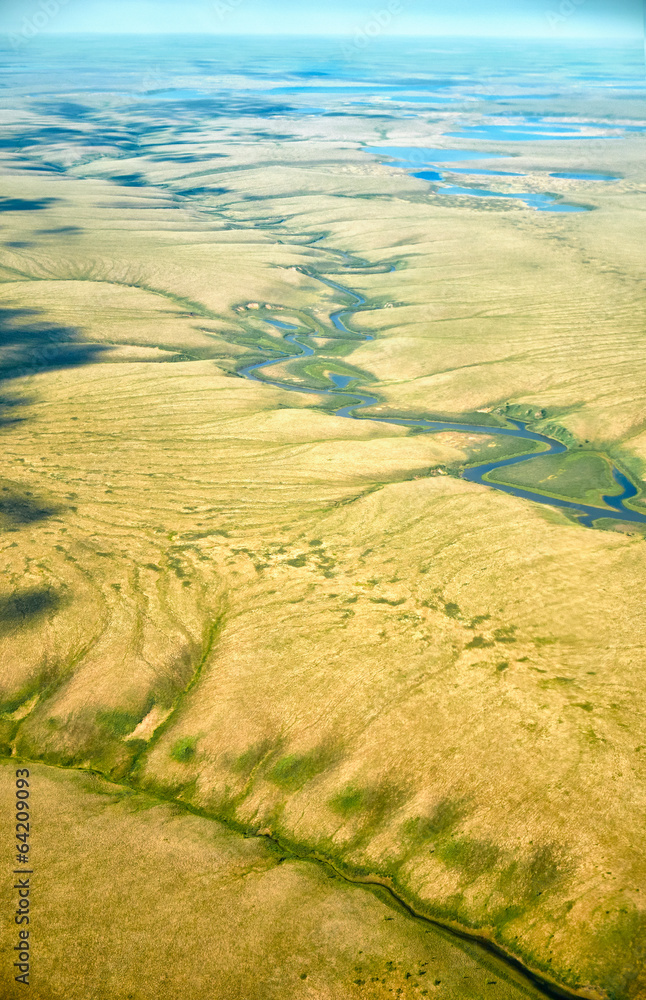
1;109;645;998
0;760;552;1000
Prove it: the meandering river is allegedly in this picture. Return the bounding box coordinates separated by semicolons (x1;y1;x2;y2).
239;264;646;528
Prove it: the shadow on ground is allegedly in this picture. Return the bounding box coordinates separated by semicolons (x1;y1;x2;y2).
0;478;62;526
0;303;109;531
0;587;64;637
0;196;59;211
0;304;109;383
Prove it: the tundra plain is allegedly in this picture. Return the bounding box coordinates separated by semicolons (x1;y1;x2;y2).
1;36;645;1000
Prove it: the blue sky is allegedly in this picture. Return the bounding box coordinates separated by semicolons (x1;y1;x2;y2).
1;0;643;39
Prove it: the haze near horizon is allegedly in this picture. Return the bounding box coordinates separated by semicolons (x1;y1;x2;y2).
0;0;643;40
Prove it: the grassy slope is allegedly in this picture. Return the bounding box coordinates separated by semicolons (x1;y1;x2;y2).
131;478;646;1000
1;760;552;1000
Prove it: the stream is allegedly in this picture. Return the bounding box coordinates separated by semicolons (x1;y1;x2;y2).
239;263;646;528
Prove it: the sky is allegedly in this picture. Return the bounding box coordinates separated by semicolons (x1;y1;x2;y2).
1;0;643;40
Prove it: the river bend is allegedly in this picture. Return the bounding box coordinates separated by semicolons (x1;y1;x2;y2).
239;263;646;528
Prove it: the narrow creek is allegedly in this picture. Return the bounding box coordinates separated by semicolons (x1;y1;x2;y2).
239;259;646;528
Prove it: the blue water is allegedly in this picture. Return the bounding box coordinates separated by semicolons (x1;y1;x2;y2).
269;88;456;105
366;146;506;164
462;429;646;528
269;85;404;94
367;149;588;212
414;170;443;182
384;95;457;103
264;319;299;330
475;94;561;100
446;167;526;177
139;89;211;101
540;122;646;132
550;171;619;181
602;470;640;512
446;123;617;141
329;373;355;388
430;183;587;212
312;274;374;339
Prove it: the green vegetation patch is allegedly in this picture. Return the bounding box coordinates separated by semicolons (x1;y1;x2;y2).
589;905;646;999
230;739;275;775
496;844;572;903
400;805;571;916
328;781;409;852
443;602;461;619
329;785;369;816
285;357;372;390
170;736;198;763
437;836;501;876
486;450;618;506
0;678;43;717
466;635;494;649
267;746;337;791
465;437;544;466
97;707;151;738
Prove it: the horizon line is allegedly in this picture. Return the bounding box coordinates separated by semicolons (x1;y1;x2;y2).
1;29;642;41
